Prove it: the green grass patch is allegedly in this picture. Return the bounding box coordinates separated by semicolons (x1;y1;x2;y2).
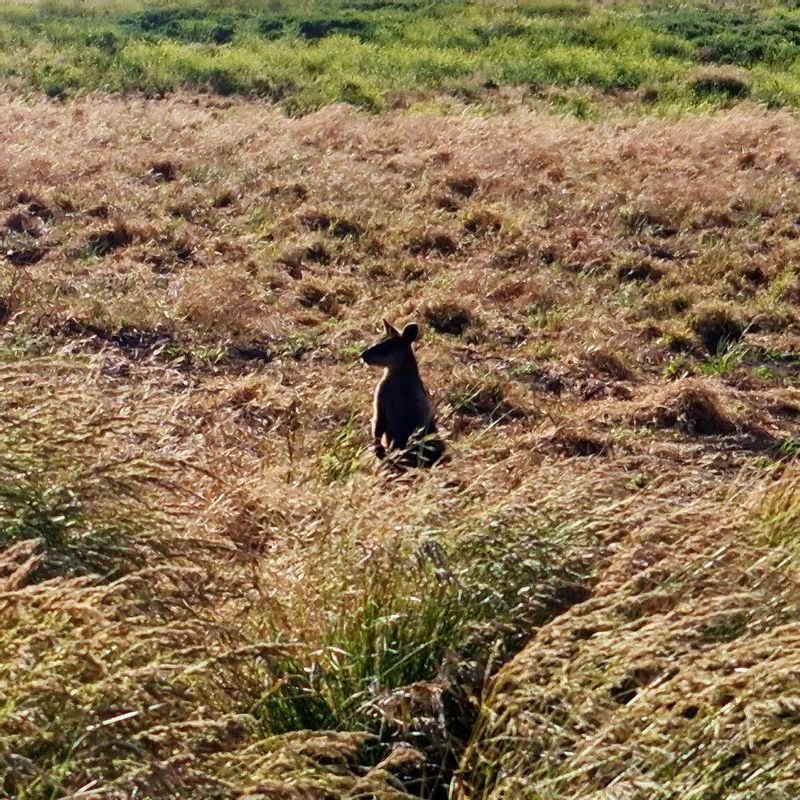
642;3;800;67
4;0;800;112
255;499;599;749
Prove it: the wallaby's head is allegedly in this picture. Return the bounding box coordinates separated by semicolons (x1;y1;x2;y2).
360;319;419;369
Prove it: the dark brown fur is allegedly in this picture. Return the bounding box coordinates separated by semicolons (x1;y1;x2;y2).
360;319;444;467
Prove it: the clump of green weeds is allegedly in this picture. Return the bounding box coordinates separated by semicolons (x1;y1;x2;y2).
255;500;600;751
699;339;749;377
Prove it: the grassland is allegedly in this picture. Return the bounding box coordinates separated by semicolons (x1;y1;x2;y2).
6;0;800;114
1;1;800;798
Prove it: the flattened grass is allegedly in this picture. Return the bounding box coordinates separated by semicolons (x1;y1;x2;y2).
460;467;800;800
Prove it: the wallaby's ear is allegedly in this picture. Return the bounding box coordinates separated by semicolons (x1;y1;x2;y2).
383;319;399;338
401;323;419;343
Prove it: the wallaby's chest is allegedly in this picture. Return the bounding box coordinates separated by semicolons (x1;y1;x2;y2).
374;373;433;446
376;377;429;416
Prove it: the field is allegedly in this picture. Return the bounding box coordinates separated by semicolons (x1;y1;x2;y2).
8;0;800;113
1;1;800;799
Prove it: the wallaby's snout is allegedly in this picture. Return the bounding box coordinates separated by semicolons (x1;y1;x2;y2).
360;319;418;368
362;318;444;468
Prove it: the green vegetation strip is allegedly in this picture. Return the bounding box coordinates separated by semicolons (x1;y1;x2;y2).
3;0;800;112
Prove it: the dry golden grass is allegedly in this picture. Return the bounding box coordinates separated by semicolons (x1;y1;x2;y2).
459;466;800;800
0;92;798;798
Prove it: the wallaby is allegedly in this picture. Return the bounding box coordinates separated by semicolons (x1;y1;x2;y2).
360;319;444;468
